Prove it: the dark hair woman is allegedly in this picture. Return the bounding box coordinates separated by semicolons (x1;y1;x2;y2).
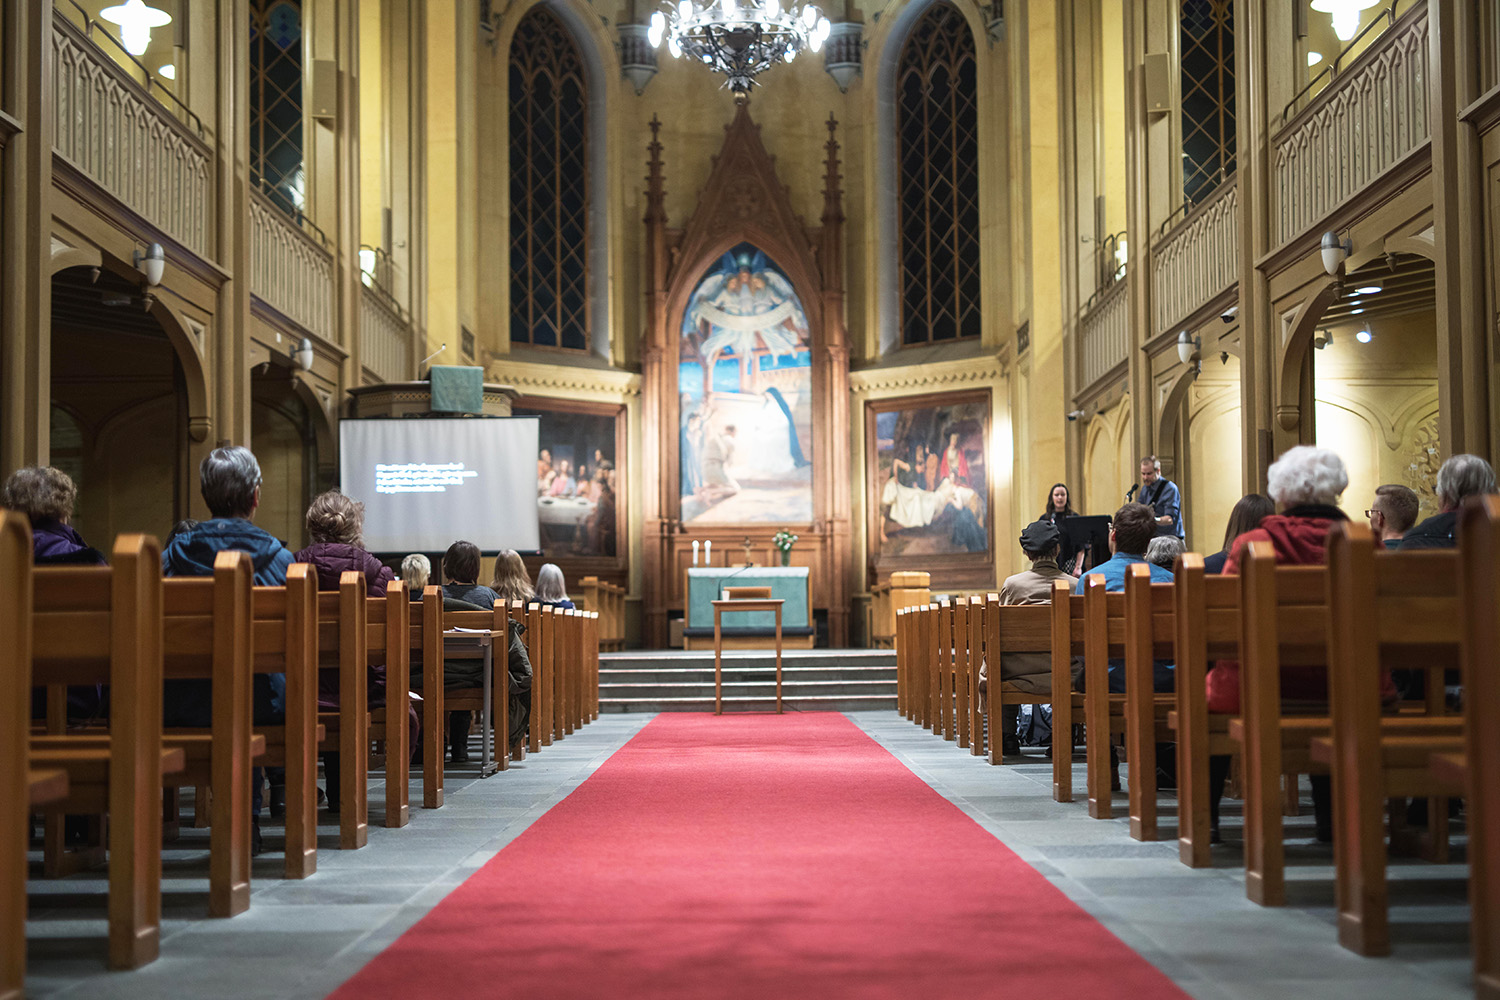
1202;493;1276;575
1040;483;1082;573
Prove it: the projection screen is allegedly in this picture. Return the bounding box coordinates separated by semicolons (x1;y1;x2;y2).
339;417;541;553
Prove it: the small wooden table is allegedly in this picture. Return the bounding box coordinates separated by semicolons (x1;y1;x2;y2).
711;598;784;715
442;628;504;778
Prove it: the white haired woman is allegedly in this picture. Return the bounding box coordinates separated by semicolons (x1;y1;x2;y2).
1205;445;1392;842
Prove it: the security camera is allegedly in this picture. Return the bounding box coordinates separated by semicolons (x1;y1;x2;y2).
1066;409;1086;422
1220;304;1239;324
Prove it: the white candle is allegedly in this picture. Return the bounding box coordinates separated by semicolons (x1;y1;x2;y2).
692;540;700;565
705;539;712;564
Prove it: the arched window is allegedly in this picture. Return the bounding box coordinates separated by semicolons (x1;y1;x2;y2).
1180;0;1235;202
896;3;980;347
250;0;306;216
509;7;590;352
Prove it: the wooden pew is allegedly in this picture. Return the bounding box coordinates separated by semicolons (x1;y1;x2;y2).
1049;581;1086;803
895;607;910;720
39;563;319;886
366;580;412;830
1457;495;1500;999
587;609;600;722
29;534;180;967
315;575;413;842
966;596;984;757
984;595;1082;770
1233;542;1331;907
1080;576;1129;818
1122;564;1179;842
524;603;550;751
1318;521;1464;955
252;566;320;879
409;586;447;809
313;573;370;850
1169;553;1241;868
4;513;68;998
922;603;940;733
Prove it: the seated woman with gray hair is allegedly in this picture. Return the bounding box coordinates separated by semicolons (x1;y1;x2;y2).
1399;453;1497;549
1204;445;1393;843
1145;535;1185;572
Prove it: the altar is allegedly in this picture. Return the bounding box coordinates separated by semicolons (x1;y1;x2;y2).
682;566;815;650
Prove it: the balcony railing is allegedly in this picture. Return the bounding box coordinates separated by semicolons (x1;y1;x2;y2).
360;285;412;384
1077;279;1130;396
1270;4;1429;250
51;10;213;258
250;190;333;340
1151;175;1239;337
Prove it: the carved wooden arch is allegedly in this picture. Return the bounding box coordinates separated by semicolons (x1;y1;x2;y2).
642;102;851;648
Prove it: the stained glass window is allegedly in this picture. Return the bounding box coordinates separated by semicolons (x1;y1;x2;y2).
896;3;981;347
1181;0;1235;203
250;0;306;217
509;8;590;352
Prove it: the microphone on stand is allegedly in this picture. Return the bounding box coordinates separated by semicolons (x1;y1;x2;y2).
1125;483;1138;503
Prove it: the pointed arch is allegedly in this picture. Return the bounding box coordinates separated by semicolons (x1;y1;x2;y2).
872;0;989;355
496;0;616;360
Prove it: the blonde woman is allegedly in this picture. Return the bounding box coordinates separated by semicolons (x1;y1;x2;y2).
401;552;431;599
489;548;536;605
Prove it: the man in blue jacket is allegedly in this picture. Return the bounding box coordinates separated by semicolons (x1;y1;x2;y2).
162;445;294;850
1074;502;1174;693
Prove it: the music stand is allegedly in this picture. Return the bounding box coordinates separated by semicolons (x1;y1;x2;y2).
1060;515;1112;573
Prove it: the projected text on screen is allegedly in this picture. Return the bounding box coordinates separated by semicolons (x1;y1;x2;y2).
375;462;480;494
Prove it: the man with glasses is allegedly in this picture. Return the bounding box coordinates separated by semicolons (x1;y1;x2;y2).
1365;484;1418;550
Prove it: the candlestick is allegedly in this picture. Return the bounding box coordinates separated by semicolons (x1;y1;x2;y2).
692;540;699;565
704;539;712;564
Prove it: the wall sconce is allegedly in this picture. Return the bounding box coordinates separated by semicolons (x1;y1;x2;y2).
1176;330;1201;365
1320;231;1351;276
1313;328;1333;349
294;337;314;372
133;242;165;286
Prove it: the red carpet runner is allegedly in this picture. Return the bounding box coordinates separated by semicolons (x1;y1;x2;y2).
331;713;1189;999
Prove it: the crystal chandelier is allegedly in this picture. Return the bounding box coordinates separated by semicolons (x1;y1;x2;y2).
647;0;832;100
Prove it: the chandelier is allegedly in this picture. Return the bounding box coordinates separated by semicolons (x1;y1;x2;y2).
647;0;832;100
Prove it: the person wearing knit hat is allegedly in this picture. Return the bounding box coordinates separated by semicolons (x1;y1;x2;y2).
979;519;1078;757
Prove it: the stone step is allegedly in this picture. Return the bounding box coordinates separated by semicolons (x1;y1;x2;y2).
599;665;896;685
600;694;897;713
600;679;896;700
600;650;895;672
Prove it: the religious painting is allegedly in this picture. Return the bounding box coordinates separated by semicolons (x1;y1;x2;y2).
678;244;813;524
511;400;623;559
865;391;992;581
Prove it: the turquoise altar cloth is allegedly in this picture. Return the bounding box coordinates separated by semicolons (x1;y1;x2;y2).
687;567;810;630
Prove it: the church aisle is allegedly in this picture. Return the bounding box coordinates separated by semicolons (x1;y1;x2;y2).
328;712;1189;1000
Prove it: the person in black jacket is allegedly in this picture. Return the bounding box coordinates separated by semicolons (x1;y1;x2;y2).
1202;493;1274;574
1400;454;1496;549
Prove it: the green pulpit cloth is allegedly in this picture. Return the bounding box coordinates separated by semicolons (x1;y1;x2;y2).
429;365;484;413
687;567;810;630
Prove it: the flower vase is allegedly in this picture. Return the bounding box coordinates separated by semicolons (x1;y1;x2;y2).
779;549;791;567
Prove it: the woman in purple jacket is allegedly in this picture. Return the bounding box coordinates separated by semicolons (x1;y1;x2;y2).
292;489;417;814
0;466;106;566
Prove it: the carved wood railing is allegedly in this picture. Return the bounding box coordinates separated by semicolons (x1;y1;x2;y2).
51;12;213;258
1151;175;1239;336
250;191;333;340
1270;4;1429;250
359;284;411;384
1076;278;1130;397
